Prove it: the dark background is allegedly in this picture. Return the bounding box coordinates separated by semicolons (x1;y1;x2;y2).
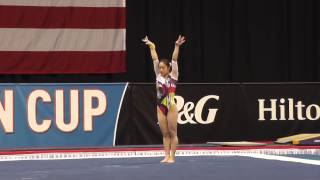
1;0;320;83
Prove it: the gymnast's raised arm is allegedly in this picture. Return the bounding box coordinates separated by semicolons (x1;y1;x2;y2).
171;35;186;80
142;36;159;75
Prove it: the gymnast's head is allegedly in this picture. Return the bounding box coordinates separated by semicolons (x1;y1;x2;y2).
158;58;172;77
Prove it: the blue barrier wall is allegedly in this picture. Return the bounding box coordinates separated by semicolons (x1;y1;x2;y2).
0;83;127;149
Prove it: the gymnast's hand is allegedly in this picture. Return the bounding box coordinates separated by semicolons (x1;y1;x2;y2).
142;36;156;49
175;35;186;46
143;36;158;61
172;35;185;61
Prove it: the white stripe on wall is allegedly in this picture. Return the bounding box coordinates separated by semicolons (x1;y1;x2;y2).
113;82;129;146
0;0;125;7
0;28;126;51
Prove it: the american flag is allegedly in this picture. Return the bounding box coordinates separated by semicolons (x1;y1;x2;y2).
0;0;126;74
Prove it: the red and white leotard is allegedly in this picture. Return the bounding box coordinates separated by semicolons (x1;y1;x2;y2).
153;59;179;115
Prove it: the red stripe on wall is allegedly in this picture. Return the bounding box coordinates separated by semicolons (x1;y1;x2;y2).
0;51;126;74
0;6;125;29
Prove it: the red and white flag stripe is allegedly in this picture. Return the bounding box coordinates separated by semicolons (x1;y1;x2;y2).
0;0;126;74
0;0;125;7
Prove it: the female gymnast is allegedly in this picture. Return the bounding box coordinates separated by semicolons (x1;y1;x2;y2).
143;35;186;163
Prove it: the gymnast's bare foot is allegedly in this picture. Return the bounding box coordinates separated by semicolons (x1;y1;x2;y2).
166;157;175;163
160;156;170;163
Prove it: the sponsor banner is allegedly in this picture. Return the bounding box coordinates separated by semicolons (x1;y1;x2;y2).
241;83;320;140
2;83;320;149
116;83;320;145
0;83;127;149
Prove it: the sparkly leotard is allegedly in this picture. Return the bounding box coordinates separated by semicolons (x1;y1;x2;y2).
153;59;179;115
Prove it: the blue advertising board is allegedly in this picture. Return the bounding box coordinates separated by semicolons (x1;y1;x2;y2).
0;83;128;149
